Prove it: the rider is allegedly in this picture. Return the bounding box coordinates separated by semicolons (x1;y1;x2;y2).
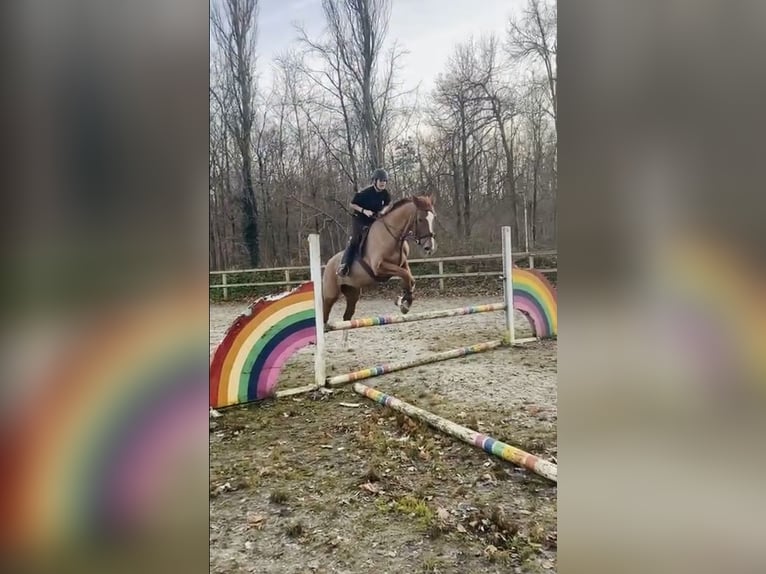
337;168;392;276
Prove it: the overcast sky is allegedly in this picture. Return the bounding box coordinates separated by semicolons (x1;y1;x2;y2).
255;0;524;95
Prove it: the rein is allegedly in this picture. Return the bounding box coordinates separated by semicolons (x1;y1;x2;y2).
377;200;436;247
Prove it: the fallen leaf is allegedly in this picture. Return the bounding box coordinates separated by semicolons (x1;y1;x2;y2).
457;524;467;533
339;402;361;408
359;482;381;494
437;507;450;522
247;513;266;528
484;545;498;557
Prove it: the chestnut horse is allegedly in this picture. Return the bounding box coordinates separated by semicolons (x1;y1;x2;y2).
322;195;437;341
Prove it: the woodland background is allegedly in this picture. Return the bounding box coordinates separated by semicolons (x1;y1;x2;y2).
209;0;557;270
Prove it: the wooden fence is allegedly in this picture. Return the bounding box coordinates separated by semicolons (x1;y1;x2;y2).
210;250;556;301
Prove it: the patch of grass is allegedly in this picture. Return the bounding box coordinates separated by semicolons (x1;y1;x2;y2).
528;522;547;545
514;536;539;565
486;548;513;566
487;506;518;537
394;495;435;530
491;464;510;481
269;489;289;504
392;411;421;434
465;415;480;430
452;484;468;497
375;497;393;513
285;521;304;538
355;422;392;457
421;555;447;573
463;506;522;551
362;466;381;483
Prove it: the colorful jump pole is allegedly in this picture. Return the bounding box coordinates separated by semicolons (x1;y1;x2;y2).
325;303;508;332
326;340;504;387
353;382;557;483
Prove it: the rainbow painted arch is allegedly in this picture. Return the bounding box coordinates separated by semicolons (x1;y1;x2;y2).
512;267;558;338
209;271;556;408
209;282;317;409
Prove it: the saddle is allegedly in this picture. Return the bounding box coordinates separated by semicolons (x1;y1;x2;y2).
351;222;404;283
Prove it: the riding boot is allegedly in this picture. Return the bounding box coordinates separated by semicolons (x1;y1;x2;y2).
337;240;354;276
338;217;365;276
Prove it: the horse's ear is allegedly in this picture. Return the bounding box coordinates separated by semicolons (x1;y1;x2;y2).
428;193;436;206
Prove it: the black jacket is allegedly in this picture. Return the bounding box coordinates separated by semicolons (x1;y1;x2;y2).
351;185;391;225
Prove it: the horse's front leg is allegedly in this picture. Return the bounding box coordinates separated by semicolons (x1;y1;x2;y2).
378;260;415;314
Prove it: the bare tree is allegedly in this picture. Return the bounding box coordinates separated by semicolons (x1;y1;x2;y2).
306;0;400;173
433;40;496;240
507;0;557;121
208;1;558;272
470;35;522;248
211;0;261;266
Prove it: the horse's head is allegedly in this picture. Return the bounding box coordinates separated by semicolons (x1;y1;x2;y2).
411;194;437;254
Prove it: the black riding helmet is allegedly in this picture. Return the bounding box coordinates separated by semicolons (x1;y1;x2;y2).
371;168;388;182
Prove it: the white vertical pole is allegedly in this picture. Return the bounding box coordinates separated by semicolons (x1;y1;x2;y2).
308;234;326;388
438;261;444;292
501;226;515;344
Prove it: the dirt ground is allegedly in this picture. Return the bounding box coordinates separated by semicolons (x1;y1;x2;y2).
210;294;557;574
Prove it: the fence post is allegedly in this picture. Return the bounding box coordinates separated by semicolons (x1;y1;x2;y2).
284;269;291;290
529;255;535;269
438;261;444;292
222;273;228;301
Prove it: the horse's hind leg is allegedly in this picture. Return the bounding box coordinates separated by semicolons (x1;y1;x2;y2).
340;285;360;351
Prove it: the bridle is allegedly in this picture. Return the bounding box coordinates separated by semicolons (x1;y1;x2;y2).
378;202;436;248
410;213;435;247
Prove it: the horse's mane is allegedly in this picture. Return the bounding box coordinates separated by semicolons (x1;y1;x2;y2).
387;195;434;214
388;197;413;212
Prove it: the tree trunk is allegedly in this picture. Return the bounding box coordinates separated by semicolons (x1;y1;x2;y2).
459;106;471;239
450;142;463;239
493;100;519;248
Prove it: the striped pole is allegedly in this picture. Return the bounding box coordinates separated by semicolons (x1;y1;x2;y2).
326;303;507;332
353;382;557;483
326;340;504;387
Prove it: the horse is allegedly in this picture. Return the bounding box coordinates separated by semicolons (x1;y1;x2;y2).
322;194;437;347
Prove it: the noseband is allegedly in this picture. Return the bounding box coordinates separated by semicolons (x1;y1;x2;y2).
410;209;435;246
